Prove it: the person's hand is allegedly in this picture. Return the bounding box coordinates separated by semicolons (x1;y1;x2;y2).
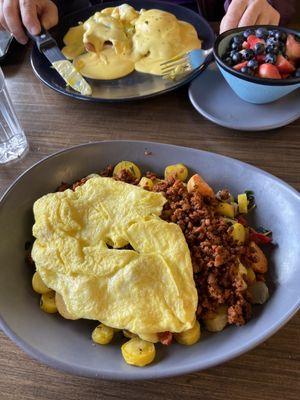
220;0;280;34
0;0;58;44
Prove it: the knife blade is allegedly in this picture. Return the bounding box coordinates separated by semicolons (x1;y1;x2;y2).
28;28;92;96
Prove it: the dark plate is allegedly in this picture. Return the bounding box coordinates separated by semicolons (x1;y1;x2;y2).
30;0;214;102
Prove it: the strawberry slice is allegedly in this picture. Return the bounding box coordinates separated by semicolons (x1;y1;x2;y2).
242;41;250;49
247;35;265;50
276;54;296;74
158;332;173;346
281;73;290;79
286;34;300;62
258;63;281;79
233;61;247;71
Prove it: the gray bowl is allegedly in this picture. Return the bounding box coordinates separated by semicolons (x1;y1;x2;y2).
0;140;299;380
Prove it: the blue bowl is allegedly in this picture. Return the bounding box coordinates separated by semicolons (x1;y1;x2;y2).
213;26;300;104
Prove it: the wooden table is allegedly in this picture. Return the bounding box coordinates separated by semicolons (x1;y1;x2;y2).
1;46;300;400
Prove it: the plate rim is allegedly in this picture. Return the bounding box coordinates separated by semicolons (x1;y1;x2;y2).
0;140;300;380
30;0;214;103
188;65;300;131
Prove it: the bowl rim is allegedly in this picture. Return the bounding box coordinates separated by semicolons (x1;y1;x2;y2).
213;25;300;86
0;140;300;380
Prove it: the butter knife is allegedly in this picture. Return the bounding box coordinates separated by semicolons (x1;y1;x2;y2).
28;28;92;96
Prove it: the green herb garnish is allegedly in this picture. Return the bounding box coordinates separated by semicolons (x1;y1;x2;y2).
256;226;272;236
244;190;256;211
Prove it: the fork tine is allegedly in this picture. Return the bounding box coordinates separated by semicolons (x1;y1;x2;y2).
160;52;187;67
162;63;192;77
160;58;189;72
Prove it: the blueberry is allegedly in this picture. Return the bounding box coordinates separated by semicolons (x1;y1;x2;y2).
270;29;280;37
241;49;254;60
255;27;268;39
265;53;277;64
254;43;265;55
266;45;279;55
232;52;242;63
268;29;277;37
275;31;287;42
266;37;279;47
240;66;249;73
240;66;254;75
247;59;258;70
232;35;244;44
231;41;242;51
294;68;300;78
243;29;255;39
225;57;233;66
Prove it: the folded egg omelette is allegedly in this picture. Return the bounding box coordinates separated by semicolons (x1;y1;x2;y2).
31;177;198;340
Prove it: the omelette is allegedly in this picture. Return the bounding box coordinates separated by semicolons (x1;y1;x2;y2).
31;176;198;341
62;4;201;79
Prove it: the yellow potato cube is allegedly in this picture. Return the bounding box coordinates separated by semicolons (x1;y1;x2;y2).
238;193;248;214
92;323;114;345
138;177;154;190
216;202;235;218
121;338;155;367
246;267;256;284
32;271;51;294
113;161;141;180
204;306;228;332
164;163;188;181
40;291;57;314
174;320;201;345
237;262;247;277
231;223;246;244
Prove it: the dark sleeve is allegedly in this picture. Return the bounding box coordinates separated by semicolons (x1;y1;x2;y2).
224;0;296;25
53;0;91;16
268;0;296;25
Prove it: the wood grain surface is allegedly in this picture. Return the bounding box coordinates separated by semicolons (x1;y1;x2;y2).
1;21;300;400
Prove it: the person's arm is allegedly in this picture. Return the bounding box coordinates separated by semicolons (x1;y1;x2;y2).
220;0;295;33
0;0;58;44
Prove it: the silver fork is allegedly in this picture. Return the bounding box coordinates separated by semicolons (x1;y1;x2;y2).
160;48;214;79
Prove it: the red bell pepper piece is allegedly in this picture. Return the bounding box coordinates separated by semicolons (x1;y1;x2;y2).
249;230;272;244
158;331;173;346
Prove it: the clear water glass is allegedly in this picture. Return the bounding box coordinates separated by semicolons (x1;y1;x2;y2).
0;67;28;164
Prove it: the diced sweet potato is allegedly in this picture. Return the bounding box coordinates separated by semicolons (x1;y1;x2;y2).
249;241;268;273
187;174;214;198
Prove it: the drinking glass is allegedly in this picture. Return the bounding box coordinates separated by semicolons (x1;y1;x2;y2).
0;67;28;164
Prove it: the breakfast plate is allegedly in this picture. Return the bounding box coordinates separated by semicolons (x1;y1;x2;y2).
30;0;214;102
0;140;299;379
189;63;300;130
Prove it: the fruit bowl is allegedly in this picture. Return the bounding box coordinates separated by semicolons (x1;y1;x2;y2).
213;26;300;104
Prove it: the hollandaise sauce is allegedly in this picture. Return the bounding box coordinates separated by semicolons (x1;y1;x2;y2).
61;4;201;80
